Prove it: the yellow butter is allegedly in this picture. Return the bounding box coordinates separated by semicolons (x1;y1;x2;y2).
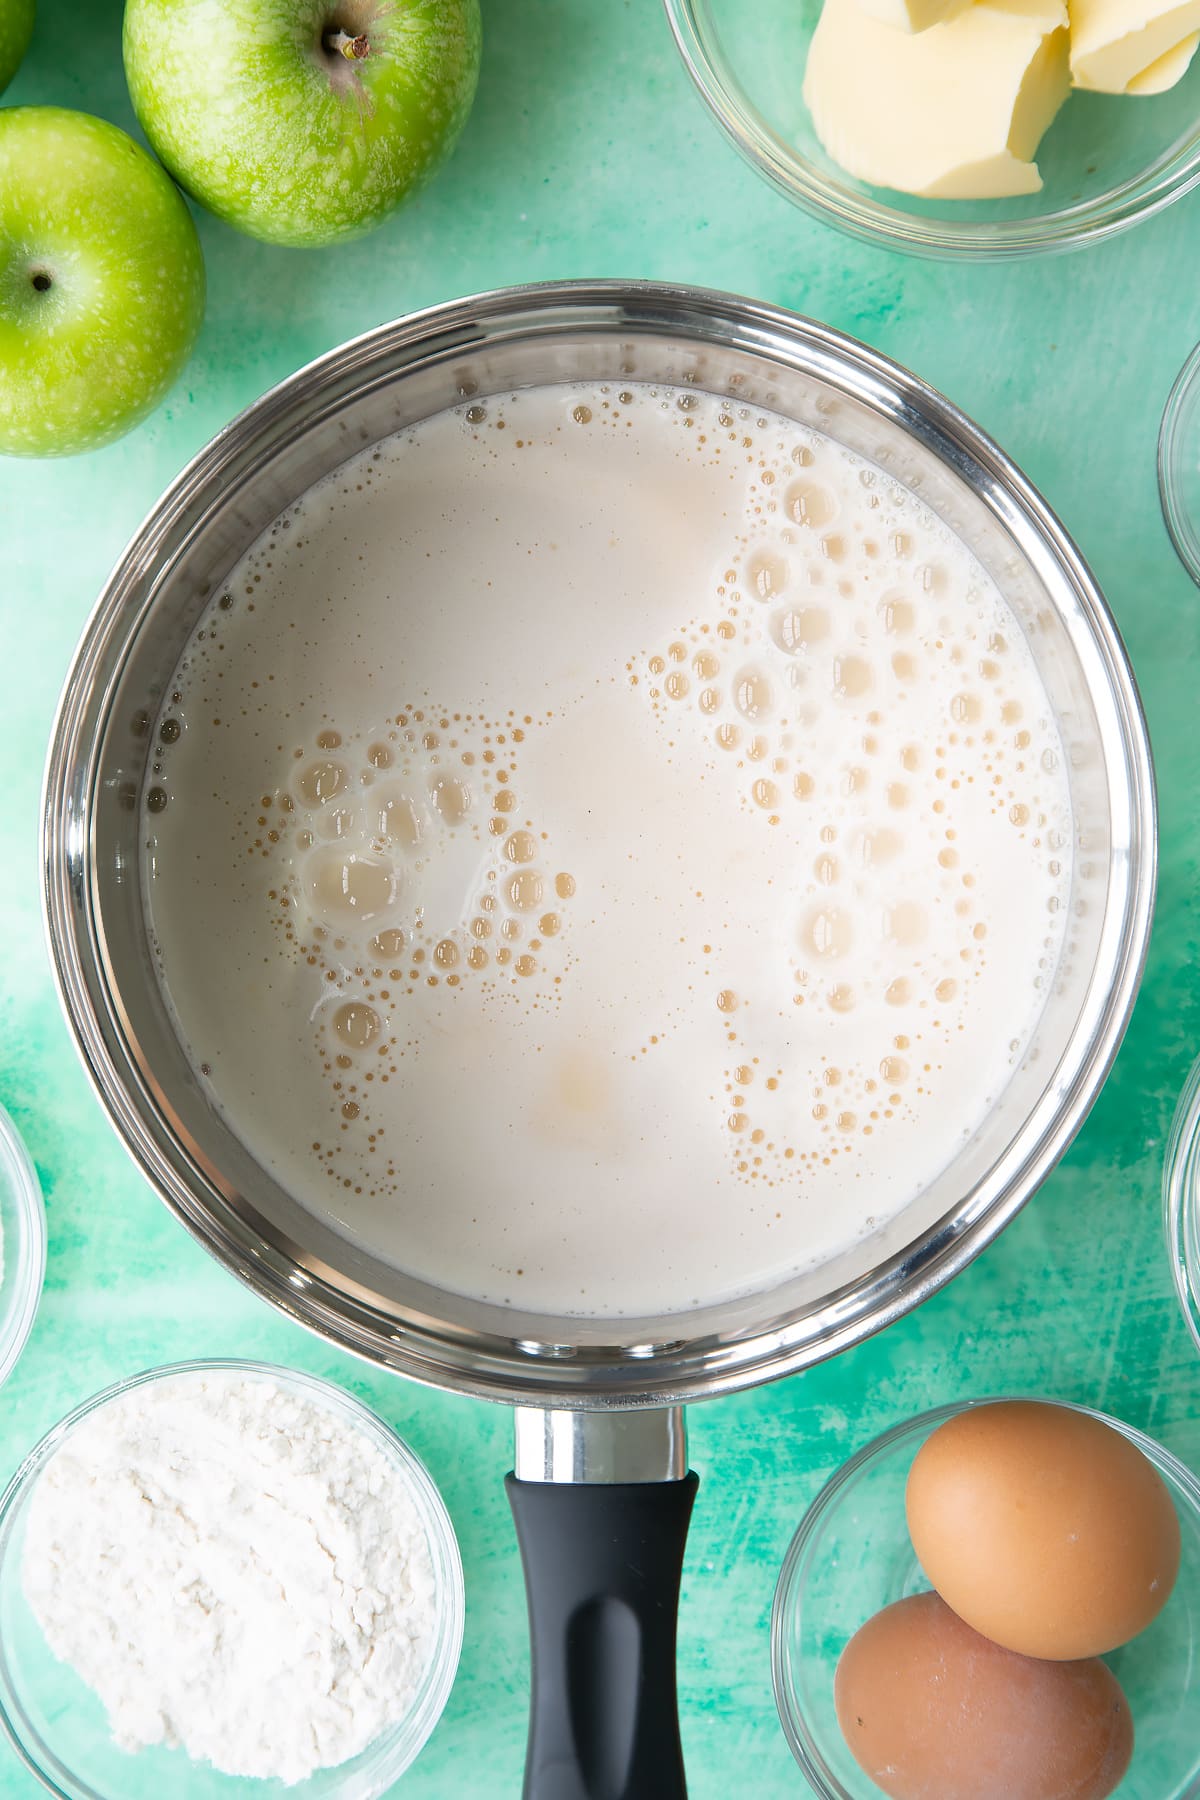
804;0;1071;199
855;0;971;34
1071;0;1200;90
1126;29;1200;87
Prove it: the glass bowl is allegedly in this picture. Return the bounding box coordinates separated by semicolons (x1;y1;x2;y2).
1158;344;1200;588
663;0;1200;260
772;1399;1200;1797
0;1101;46;1387
0;1359;464;1800
1164;1052;1200;1351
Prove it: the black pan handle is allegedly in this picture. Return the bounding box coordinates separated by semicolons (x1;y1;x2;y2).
506;1469;699;1800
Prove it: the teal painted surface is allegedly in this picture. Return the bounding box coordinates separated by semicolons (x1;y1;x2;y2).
2;1;1200;1793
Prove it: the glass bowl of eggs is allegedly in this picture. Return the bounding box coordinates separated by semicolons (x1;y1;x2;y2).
662;0;1200;260
772;1397;1200;1798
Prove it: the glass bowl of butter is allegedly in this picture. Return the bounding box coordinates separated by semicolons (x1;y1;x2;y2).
664;0;1200;259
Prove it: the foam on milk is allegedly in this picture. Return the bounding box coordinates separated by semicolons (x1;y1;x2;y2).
144;382;1073;1317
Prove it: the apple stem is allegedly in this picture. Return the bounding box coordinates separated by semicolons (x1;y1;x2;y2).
324;27;370;59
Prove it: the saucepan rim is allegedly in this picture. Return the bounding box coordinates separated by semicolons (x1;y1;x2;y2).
40;279;1156;1407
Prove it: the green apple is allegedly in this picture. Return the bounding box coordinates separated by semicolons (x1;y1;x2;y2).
0;108;205;457
0;0;34;95
123;0;482;249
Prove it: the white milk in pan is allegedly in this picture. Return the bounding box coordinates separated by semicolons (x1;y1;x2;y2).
144;383;1072;1317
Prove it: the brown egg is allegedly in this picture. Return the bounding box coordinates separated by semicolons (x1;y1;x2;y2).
906;1401;1181;1660
834;1592;1133;1800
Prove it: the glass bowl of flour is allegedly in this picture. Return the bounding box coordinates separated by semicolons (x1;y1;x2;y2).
0;1101;45;1388
0;1360;464;1799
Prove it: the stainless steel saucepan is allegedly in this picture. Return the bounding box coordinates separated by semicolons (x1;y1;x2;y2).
42;282;1155;1798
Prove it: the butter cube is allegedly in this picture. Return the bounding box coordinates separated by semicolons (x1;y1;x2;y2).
1070;0;1200;90
804;0;1071;199
1126;30;1200;88
856;0;971;34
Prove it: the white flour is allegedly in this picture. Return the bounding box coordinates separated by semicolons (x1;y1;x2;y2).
22;1370;441;1784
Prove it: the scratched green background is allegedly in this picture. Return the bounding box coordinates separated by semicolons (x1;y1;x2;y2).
3;1;1200;1794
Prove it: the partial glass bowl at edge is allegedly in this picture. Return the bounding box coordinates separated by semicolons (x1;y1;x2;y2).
1165;1053;1200;1354
662;0;1200;260
0;1101;46;1388
1158;344;1200;589
772;1399;1200;1798
0;1359;465;1800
